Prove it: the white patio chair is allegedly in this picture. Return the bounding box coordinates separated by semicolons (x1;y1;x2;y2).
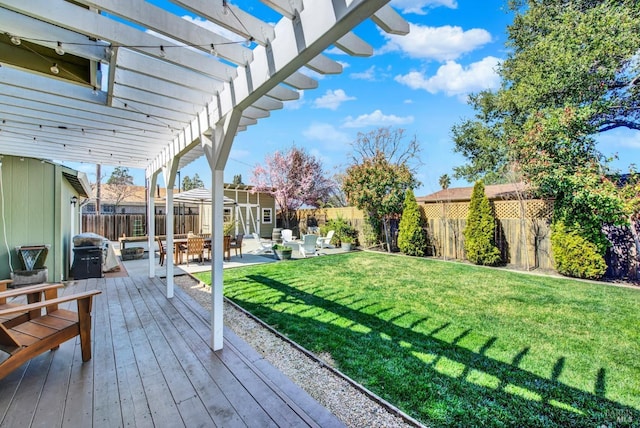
316;230;334;249
299;234;318;258
251;233;273;254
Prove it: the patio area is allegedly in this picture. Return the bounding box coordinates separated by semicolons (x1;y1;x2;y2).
0;275;344;427
118;235;350;277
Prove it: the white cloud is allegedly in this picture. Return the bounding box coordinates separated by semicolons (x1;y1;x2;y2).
313;89;356;110
284;90;306;110
391;0;457;15
302;123;351;145
597;129;640;149
395;56;501;99
181;15;243;43
350;65;378;81
325;46;347;56
342;110;414;128
300;66;325;81
380;24;492;61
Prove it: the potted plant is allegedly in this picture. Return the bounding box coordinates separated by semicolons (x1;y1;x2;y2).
272;244;292;260
223;222;234;237
340;235;354;251
327;217;358;250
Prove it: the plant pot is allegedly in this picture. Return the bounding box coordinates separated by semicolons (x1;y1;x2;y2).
341;242;352;251
121;247;144;261
273;249;292;260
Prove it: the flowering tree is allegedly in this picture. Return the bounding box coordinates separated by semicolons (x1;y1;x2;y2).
251;147;335;228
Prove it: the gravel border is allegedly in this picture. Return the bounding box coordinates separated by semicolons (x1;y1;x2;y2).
172;274;423;428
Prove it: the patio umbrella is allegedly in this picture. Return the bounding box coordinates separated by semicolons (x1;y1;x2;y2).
167;188;236;234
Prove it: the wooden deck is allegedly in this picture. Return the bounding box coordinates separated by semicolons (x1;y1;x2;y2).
0;276;344;427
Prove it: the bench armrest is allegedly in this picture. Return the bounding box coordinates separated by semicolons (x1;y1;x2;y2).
0;290;101;317
0;283;65;300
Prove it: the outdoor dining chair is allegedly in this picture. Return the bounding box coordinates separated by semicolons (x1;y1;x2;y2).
185;236;205;265
229;234;244;258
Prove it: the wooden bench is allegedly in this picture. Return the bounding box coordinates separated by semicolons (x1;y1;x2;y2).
118;235;148;250
0;285;101;380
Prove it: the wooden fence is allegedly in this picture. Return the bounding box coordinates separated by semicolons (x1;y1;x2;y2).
298;201;555;270
82;214;200;240
422;199;554;270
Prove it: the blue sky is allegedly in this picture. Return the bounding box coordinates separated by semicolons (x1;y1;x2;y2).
65;0;639;197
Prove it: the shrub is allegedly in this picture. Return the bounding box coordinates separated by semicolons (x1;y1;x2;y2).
398;189;429;256
326;217;358;245
463;181;502;266
550;220;607;280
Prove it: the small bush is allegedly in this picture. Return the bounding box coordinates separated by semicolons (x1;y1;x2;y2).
398;189;429;256
551;221;607;280
463;181;502;266
325;217;358;245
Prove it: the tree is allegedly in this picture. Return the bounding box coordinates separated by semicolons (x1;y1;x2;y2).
342;127;421;251
323;173;348;208
182;173;204;191
398;189;429;256
439;174;451;190
463;181;502;266
232;174;243;185
453;1;640;185
106;166;135;208
452;0;640;273
251;146;334;228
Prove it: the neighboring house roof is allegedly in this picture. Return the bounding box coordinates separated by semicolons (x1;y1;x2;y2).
87;184;268;206
86;184;165;206
417;182;531;203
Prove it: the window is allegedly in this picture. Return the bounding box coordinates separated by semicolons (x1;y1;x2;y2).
223;208;232;223
102;205;115;214
262;208;272;224
84;204;96;213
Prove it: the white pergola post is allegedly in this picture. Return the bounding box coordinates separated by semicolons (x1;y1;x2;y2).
147;172;159;278
202;111;242;350
163;160;179;298
210;169;225;351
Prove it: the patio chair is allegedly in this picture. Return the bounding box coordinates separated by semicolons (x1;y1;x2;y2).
281;229;293;243
316;230;335;249
299;234;318;258
229;234;244;258
0;280;64;328
157;237;166;266
0;286;101;380
185;236;205;265
251;233;273;254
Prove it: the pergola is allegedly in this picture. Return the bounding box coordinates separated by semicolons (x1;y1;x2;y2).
0;0;408;350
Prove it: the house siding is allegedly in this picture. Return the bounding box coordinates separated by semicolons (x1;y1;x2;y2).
0;156;81;282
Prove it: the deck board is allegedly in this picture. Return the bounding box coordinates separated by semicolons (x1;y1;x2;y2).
0;276;344;427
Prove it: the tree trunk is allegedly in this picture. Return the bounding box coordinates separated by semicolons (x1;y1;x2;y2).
383;218;392;252
629;215;640;280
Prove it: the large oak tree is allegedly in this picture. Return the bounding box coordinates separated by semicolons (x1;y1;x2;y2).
452;0;640;256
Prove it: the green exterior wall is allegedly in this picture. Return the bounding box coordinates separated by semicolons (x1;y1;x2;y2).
0;155;81;282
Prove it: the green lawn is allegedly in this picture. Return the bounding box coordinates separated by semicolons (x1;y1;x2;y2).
194;252;640;427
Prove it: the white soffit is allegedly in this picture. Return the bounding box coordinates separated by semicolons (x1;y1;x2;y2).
0;0;408;173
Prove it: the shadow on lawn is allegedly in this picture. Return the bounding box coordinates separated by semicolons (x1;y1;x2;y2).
229;275;639;427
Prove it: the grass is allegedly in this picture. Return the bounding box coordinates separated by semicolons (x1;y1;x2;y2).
193;252;640;427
